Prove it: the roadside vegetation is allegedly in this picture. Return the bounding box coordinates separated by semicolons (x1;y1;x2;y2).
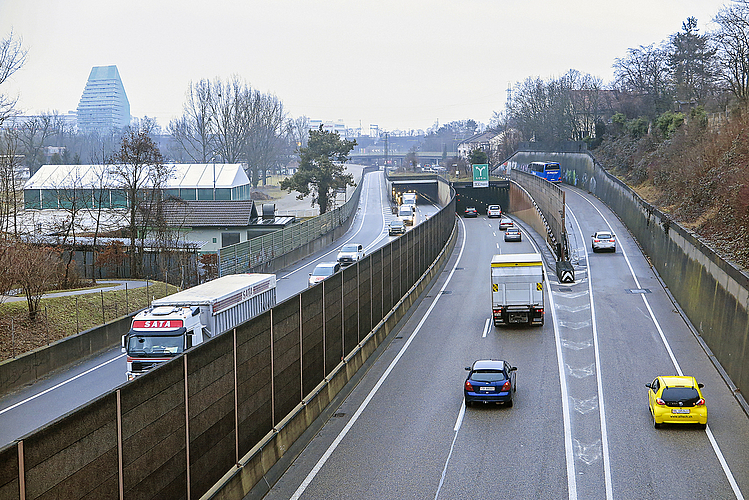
0;280;178;362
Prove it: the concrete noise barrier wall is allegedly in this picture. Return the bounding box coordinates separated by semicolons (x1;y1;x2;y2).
0;193;457;500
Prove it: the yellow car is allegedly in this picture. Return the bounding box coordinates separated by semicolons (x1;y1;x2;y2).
645;376;707;429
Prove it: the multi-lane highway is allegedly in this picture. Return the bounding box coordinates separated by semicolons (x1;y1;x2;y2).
262;184;749;500
0;169;441;447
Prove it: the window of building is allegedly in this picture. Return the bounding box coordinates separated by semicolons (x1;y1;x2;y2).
221;232;240;247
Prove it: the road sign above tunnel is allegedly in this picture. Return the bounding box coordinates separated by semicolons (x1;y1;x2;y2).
472;163;488;188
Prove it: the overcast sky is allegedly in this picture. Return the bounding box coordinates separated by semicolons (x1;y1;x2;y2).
0;0;731;133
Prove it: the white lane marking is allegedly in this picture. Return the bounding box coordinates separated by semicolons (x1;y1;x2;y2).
435;402;465;500
290;218;468;500
364;172;390;252
526;236;577;500
0;353;126;416
567;207;613;500
482;318;491;338
574;192;745;500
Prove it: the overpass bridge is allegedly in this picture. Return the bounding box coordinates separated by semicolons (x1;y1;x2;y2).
349;151;453;166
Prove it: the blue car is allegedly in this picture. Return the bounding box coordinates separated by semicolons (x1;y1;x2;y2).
464;359;517;407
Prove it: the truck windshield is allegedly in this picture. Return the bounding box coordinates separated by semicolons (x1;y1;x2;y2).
127;335;183;357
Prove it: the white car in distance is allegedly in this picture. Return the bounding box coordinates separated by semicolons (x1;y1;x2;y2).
337;243;365;266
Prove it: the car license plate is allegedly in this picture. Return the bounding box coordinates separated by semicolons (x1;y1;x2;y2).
671;408;690;414
479;387;495;392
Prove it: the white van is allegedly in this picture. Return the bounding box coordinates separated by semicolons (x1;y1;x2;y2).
398;204;416;225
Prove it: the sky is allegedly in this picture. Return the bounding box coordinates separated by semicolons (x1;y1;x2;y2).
0;0;732;134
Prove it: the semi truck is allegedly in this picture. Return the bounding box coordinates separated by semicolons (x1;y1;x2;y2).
491;253;545;326
122;273;276;380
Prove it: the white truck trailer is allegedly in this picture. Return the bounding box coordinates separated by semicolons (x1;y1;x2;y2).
122;273;276;379
401;192;417;207
491;253;545;326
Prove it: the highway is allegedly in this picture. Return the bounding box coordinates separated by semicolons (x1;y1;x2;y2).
0;170;440;447
262;184;749;500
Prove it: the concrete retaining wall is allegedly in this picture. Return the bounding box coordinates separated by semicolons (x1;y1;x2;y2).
509;150;749;409
0;314;134;398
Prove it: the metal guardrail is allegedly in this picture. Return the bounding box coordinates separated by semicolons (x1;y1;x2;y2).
218;172;367;276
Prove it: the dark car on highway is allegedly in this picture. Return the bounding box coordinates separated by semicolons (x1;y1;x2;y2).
464;207;478;218
464;359;517;407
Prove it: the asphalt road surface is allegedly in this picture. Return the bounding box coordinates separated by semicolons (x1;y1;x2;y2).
261;184;749;500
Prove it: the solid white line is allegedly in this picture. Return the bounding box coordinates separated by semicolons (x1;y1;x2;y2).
575;191;745;500
289;218;468;500
526;236;577;500
0;353;126;416
567;207;614;500
482;318;490;338
435;414;462;500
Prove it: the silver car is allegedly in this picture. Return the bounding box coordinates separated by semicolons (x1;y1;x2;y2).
591;231;616;252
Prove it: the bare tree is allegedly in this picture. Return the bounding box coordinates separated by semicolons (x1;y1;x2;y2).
0;127;23;235
14;241;60;321
109;121;168;278
0;30;27;126
244;90;286;186
168;79;216;162
210;76;249;163
286;115;311;153
16;112;65;176
713;2;749;102
613;43;672;116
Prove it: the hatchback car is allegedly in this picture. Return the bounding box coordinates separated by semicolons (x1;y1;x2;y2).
388;218;406;236
592;231;616;252
499;217;514;230
464;359;517;407
487;205;502;218
464;207;478;218
504;227;522;242
308;262;341;287
337;243;364;266
645;375;707;428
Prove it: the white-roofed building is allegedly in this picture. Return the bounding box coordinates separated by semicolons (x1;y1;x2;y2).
21;163;253;235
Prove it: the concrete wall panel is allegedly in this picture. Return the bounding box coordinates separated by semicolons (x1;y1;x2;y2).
342;265;359;352
121;359;186;500
187;332;236;497
272;299;302;422
358;258;372;338
301;287;324;398
235;311;272;452
0;443;19;500
23;392;118;500
323;275;343;374
370;249;383;329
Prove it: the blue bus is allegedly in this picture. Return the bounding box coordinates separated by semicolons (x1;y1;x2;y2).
529;162;561;182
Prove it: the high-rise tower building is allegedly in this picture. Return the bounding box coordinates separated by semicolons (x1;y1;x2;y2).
76;65;131;133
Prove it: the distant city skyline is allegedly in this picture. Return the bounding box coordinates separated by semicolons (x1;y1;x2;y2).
0;0;731;133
